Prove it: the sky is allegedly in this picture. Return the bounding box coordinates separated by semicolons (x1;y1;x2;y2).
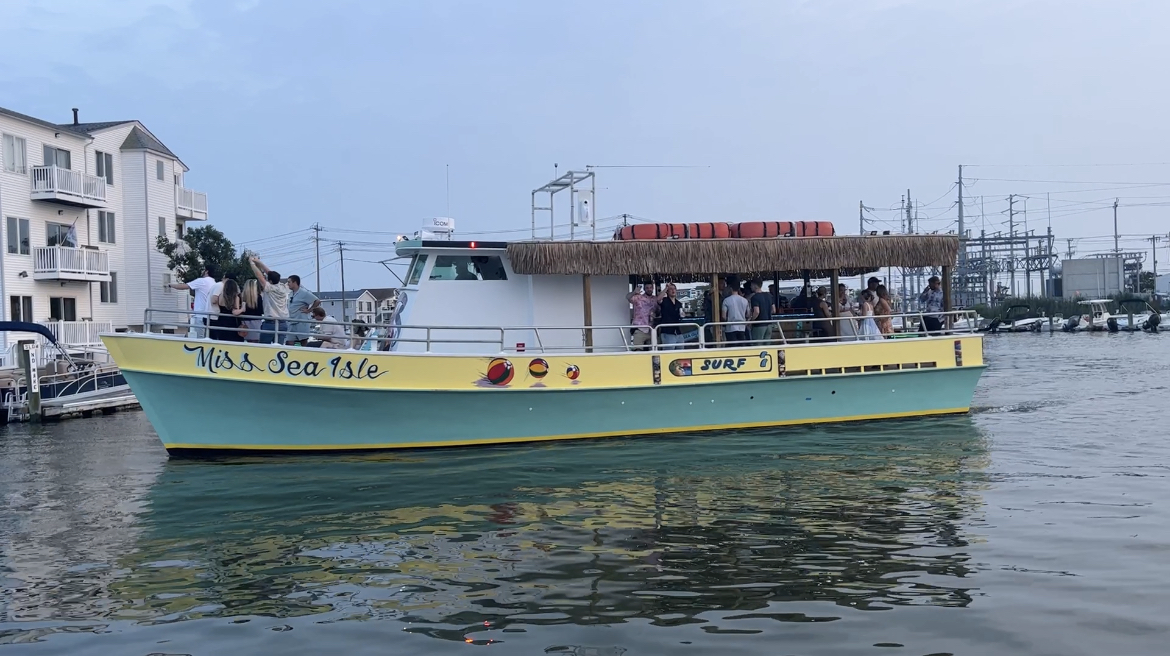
3;0;1169;291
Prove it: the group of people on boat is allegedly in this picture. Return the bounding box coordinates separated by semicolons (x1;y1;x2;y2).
626;274;947;349
167;258;381;350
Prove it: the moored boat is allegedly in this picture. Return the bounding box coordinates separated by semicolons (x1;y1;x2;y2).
101;232;985;455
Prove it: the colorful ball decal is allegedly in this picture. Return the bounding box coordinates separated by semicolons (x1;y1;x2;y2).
528;358;549;379
486;358;515;386
565;364;581;380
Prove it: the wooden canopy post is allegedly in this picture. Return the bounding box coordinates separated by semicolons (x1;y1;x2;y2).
829;269;840;322
582;274;594;352
711;273;723;345
942;265;953;330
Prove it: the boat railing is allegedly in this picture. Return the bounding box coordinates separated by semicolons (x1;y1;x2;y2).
139;308;980;354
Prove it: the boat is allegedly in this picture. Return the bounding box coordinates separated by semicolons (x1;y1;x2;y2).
0;321;131;422
100;230;985;455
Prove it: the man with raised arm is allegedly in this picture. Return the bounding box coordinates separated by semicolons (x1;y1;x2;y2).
248;256;291;345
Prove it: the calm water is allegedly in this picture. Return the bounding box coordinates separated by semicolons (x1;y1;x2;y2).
1;336;1168;655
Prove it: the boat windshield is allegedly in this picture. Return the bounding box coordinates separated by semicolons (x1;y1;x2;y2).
404;254;428;286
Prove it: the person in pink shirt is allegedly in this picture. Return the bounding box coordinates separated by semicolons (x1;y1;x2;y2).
627;283;664;350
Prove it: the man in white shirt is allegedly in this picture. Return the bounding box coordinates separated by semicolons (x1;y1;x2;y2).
309;307;348;349
166;265;218;338
249;256;291;344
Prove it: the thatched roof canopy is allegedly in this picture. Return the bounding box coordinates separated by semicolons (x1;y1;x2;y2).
508;235;959;276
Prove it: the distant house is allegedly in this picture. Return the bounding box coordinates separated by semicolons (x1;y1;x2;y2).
317;290;375;323
316;288;398;324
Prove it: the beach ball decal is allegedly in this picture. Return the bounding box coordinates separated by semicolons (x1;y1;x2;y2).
486;358;515;386
528;358;549;379
565;364;580;380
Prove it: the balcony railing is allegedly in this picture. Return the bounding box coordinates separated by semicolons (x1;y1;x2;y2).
30;165;107;207
32;246;110;282
40;320;113;347
176;186;208;220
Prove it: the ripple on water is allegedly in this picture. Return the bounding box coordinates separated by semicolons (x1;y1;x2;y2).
1;336;1169;655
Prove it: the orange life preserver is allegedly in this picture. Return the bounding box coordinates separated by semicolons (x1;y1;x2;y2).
614;223;687;240
730;221;797;238
795;221;835;236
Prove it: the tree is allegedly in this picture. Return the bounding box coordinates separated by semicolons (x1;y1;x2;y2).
156;226;254;283
1138;270;1156;293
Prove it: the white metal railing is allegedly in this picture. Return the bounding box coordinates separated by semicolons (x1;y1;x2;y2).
142;308;981;355
30;165;106;202
176;187;208;212
33;246;110;277
40;321;112;347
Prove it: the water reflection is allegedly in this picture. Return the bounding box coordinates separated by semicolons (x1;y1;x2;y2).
0;416;988;644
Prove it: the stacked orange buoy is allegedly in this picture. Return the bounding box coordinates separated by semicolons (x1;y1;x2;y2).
613;221;834;240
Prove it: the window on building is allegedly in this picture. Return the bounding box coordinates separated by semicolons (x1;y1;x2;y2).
176;221;185;238
2;134;27;174
158;216;166;239
405;254;428;286
46;222;75;247
10;296;32;322
6;217;29;255
43;145;71;169
95;150;114;185
156;159;164;181
101;273;118;304
97;211;116;244
428;255;508;281
49;297;77;322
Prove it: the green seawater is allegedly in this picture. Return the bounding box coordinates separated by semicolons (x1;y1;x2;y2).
1;335;1168;655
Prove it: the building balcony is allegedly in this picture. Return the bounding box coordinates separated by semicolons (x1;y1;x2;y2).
176;186;208;221
30;165;108;209
33;246;110;282
40;320;113;347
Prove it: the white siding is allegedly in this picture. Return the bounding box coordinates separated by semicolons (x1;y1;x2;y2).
0;114;93;344
86;125;129;328
120;149;189;328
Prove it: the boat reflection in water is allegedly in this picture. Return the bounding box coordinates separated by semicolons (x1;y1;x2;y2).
90;417;992;642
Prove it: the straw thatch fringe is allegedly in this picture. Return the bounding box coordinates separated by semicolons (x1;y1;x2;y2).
508;235;959;275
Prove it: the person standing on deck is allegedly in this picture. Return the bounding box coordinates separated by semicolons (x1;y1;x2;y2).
627;283;663;350
867;277;881;296
874;285;895;336
918;275;944;334
748;280;774;344
657;283;686;349
812;286;835;340
721;285;750;345
286;275;321;346
165;264;217;339
248;256;291;344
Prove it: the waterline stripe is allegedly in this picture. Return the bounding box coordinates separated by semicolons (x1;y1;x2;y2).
163;406;971;452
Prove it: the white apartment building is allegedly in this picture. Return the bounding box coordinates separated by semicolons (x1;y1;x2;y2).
0;105;208;354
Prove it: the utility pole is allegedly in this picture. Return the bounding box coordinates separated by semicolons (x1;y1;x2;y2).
1008;194;1016;296
1113;198;1122;292
338;242;347;322
1066;238;1075;259
859;200;866;290
1150;234;1160;294
312;223;322;292
957;165;964;307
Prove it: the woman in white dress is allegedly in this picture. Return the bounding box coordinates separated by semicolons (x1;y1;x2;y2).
836;283;858;341
857;290;882;340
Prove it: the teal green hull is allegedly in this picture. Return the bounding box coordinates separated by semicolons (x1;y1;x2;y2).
124;367;984;454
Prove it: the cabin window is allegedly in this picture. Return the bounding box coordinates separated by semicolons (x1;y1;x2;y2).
405;254;428;286
428;255;508;281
